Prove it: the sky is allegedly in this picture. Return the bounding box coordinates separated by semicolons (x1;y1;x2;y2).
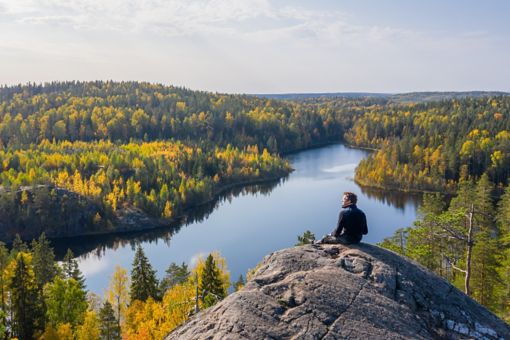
0;0;509;93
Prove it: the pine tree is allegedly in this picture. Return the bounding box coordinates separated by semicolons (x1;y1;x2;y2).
160;262;190;293
29;233;57;332
130;246;159;302
496;182;510;320
62;248;86;289
469;174;501;308
9;252;41;340
233;274;245;291
11;234;28;256
199;254;226;308
377;228;409;255
406;193;445;274
0;242;9;330
471;232;501;309
295;230;315;246
439;175;500;299
32;233;57;289
99;301;121;340
442;179;478;295
474;174;495;229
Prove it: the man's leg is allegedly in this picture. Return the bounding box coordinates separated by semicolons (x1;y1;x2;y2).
317;234;339;244
337;234;361;245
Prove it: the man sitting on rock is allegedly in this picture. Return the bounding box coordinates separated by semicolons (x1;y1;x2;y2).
318;192;368;245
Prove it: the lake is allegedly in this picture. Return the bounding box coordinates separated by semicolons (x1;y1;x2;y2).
71;144;421;294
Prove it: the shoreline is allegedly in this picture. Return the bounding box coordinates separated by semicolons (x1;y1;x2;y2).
5;140;436;245
280;139;343;156
37;172;289;244
354;177;449;195
14;142;346;243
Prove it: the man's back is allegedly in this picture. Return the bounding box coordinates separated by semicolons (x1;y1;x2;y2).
319;192;368;245
333;204;368;239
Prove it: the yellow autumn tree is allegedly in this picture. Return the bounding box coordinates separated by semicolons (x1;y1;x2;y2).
162;281;196;327
106;265;130;331
75;311;100;340
163;201;173;218
39;325;59;340
123;281;196;339
56;323;73;340
122;253;232;338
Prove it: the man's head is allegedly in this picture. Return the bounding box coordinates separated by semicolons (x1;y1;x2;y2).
342;192;357;205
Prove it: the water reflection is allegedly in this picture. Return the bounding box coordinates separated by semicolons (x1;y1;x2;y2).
359;185;422;211
52;178;285;259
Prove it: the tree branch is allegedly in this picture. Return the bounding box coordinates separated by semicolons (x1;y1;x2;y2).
439;225;468;242
444;256;467;274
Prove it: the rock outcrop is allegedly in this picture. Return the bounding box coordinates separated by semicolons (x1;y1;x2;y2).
167;243;510;339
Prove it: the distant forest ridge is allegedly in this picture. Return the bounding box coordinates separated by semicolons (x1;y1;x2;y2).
256;91;510;102
1;82;508;103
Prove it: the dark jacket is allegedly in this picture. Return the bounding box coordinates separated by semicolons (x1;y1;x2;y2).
332;204;368;242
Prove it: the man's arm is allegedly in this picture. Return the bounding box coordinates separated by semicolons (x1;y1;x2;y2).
332;210;345;237
361;213;368;235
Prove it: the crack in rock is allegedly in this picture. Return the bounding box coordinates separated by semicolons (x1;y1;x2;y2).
319;281;368;340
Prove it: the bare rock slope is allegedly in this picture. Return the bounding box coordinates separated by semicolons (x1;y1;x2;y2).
167;243;509;339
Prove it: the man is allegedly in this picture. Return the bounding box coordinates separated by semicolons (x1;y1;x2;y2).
319;192;368;245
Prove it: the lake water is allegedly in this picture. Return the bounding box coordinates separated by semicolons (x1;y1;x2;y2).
71;144;421;294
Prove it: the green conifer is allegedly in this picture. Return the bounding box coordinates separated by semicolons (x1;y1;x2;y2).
496;183;510;321
295;230;315;246
99;300;121;340
31;233;57;289
10;252;41;339
0;242;8;329
199;254;226;308
129;246;159;302
62;248;86;289
160;262;190;293
11;234;28;256
233;274;245;291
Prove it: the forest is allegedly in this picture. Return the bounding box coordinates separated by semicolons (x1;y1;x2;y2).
2;83;509;232
0;81;364;239
1;81;510;330
338;95;510;321
0;234;237;339
0;140;289;240
348;97;510;192
379;175;510;322
0;81;353;152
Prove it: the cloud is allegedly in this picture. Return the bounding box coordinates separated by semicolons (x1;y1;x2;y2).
0;0;412;44
76;254;110;277
18;14;77;26
1;1;507;92
1;0;274;33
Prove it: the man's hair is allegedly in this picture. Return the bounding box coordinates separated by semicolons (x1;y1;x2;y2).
343;192;358;204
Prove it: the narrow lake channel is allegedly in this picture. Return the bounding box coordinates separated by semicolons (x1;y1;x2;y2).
70;144;421;294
